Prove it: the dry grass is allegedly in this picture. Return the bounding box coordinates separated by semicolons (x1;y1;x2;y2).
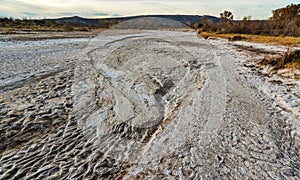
259;50;300;71
285;62;300;69
200;32;300;47
257;49;300;79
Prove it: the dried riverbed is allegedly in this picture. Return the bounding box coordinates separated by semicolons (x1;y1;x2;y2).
1;30;300;179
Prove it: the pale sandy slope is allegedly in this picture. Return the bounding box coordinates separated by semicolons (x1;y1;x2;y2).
1;30;300;179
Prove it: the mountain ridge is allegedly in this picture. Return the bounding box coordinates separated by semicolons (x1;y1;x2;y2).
51;14;219;26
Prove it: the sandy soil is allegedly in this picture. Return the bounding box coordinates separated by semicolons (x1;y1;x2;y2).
1;30;300;179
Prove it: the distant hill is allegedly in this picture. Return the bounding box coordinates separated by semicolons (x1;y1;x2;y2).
0;14;220;32
52;15;219;27
112;17;189;30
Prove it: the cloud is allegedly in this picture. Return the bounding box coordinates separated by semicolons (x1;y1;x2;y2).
59;12;78;16
0;0;299;19
20;12;37;17
94;13;109;16
112;14;121;17
92;13;124;18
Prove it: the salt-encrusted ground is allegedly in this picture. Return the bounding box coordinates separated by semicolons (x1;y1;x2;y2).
1;30;300;179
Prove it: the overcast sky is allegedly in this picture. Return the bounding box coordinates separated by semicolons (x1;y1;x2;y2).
0;0;298;19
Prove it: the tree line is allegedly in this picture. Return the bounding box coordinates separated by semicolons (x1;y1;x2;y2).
190;3;300;37
0;18;93;31
0;17;119;32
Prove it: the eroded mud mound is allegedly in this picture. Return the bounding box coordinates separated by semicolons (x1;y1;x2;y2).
72;30;208;164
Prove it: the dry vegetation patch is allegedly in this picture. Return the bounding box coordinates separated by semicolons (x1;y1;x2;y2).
260;50;300;70
258;50;300;79
200;32;300;47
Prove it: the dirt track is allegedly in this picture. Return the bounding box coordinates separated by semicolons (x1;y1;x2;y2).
1;30;300;179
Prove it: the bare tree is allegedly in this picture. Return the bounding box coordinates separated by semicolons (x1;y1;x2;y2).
220;10;233;20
